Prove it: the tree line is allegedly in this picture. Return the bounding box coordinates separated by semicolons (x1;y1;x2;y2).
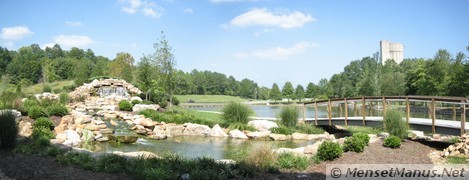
1;40;467;102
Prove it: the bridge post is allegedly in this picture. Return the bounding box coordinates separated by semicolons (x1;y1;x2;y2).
362;97;366;127
339;103;343;117
314;101;318;126
354;102;357;117
461;101;466;136
382;97;387;128
453;105;457;121
344;98;348;126
328;99;332;126
406;97;410;127
303;104;306;122
431;98;436;134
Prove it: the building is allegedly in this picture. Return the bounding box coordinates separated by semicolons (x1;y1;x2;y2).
380;40;404;64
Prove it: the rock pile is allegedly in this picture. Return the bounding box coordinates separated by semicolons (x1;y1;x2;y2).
69;79;142;100
442;133;469;157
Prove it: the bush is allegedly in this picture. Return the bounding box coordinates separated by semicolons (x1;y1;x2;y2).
53;88;62;94
96;154;128;173
227;123;256;131
118;100;133;111
42;85;52;93
0;111;18;148
277;153;309;170
270;126;296;135
245;144;277;171
31;126;55;146
131;99;141;105
27;106;48;119
279;106;300;127
46;104;68;117
343;136;366;153
222;102;253;124
59;92;69;105
317;141;343;161
353;133;370;145
296;124;324;134
33;117;54;130
172;96;180;106
383;135;401;148
384;110;409;139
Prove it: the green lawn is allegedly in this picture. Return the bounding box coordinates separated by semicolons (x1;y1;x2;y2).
176;95;248;103
345;126;383;134
0;80;74;94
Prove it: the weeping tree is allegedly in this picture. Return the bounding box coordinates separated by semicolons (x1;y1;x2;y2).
152;31;176;107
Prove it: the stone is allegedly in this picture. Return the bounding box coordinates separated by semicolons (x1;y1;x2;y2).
229;129;248;139
269;134;288;141
95;120;105;125
132;104;160;113
75;116;91;124
378;132;390;138
216;159;236;164
304;141;324;154
135;129;147;135
55;133;67;143
113;151;158;159
274;147;305;155
84;124;101;131
131;96;143;102
210;124;228;137
104;113;117;120
18;121;33;137
308;133;334;141
368;134;379;144
432;134;441;140
410;130;425;138
444;151;450;157
247;120;278;131
292;133;309;140
108;133;138;143
101;105;117;111
450;150;460;156
64;130;81;146
61;115;75;125
100;128;114;134
110;119;119;126
96;137;109;142
165;125;185;137
246;131;270;139
134;118;157;128
182;123;211;136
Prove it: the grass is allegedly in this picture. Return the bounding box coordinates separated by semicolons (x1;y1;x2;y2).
176;95;248;103
141;107;225;127
0;80;74;94
446;156;469;164
345;126;383;134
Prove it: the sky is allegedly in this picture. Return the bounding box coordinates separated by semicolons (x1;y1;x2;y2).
1;0;468;88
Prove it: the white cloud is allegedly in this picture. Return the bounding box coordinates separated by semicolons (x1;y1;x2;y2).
235;41;318;59
1;26;34;40
183;8;193;14
52;35;95;48
65;21;83;27
254;28;274;37
118;0;163;18
41;43;55;49
227;8;314;29
3;42;14;49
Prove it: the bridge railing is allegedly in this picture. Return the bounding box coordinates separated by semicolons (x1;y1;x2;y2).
303;96;468;136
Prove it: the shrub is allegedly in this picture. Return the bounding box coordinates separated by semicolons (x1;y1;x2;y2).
42;85;52;93
172;96;180;106
277;153;309;170
0;111;18;148
46;104;68;117
222;102;253;124
270;126;295;135
384;110;409;139
53;88;62;94
228;123;256;131
159;101;168;108
383;135;401;148
31;126;54;147
353;133;370;145
317;141;343;161
118;100;133;111
27;106;48;119
296;124;324;134
278;106;300;127
343;136;366;153
131;99;141;105
59;92;69;105
33;117;54;130
245;144;278;171
96;154;128;173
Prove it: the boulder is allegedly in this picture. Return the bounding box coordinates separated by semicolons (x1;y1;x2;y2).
246;131;270;139
18;121;33;137
63;130;81;146
132;104;160;113
210;124;228;137
100;128;114;134
269;134;288;141
101;105;117;111
103;113;117;120
274;147;305;155
304;141;324;154
134;118;157;128
75;116;91;124
131;96;143;102
182;123;211;136
229;129;248;139
108;133;138;143
165;125;185;137
248;120;278;131
308;133;335;141
292;133;309;140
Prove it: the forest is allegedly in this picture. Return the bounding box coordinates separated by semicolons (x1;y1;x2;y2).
0;43;468;102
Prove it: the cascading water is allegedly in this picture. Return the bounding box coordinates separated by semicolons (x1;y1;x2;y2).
97;86;130;98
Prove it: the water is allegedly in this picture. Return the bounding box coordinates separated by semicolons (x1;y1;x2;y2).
97;86;129;98
84;136;315;159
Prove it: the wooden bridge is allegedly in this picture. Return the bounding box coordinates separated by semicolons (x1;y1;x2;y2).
302;96;469;136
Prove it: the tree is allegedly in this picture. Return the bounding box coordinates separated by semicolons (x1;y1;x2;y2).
0;47;12;77
282;82;294;103
305;82;318;99
109;52;134;82
45;44;64;59
257;87;270;100
239;78;257;99
270;83;282;102
137;55;155;99
152;31;177;106
41;58;58;83
295;85;305;102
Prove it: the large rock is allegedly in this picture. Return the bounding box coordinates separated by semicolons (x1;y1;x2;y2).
182;123;211;136
132;104;160;113
292;133;309;140
108;133;138;143
18;121;33;137
133;117;157;128
229;129;248;139
246;131;270;139
269;134;288;141
75;116;91;124
303;141;324;154
308;133;335;141
210;124;228;137
63;130;81;146
274;147;305;155
165;125;185;137
248;120;278;131
150;126;167;140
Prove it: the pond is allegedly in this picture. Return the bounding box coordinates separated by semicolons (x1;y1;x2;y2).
83;136;316;160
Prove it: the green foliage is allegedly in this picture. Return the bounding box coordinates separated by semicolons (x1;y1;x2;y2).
295;124;325;134
245;144;277;172
96;154;128;173
343;136;366;153
140;109;221;127
0;111;18;148
446;156;469;164
32;126;55;141
278;105;299;127
42;84;52;93
383;135;401;148
311;154;322;164
46;103;68;116
227;123;256;131
269;83;282;101
282;82;294;103
27;106;48;119
317;141;343;161
131;99;141;105
222;101;253;124
345;126;383;135
277;153;309;170
57;152;96;170
384;110;409;139
118;100;133;111
295;85;305;102
270;126;296;135
353;133;370;145
53;88;62;94
33;117;54;130
59;92;69;105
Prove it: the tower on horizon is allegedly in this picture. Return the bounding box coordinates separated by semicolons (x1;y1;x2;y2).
380;40;404;64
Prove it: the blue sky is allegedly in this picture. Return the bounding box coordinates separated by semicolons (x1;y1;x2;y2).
1;0;468;87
